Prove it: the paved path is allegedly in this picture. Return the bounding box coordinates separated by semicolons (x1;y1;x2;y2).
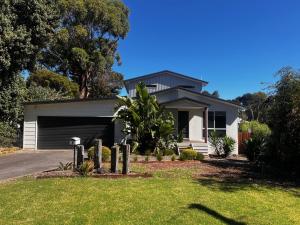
0;150;73;180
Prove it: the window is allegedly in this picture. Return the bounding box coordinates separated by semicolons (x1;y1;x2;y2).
146;84;157;88
179;85;195;89
203;111;226;138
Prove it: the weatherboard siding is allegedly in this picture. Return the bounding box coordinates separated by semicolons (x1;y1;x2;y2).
128;73;203;97
23;99;123;150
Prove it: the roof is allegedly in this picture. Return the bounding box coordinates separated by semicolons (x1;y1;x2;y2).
124;70;208;86
160;97;210;107
152;86;242;108
24;96;117;105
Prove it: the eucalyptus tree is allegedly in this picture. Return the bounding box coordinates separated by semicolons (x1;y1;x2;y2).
114;83;175;154
41;0;130;98
0;0;58;125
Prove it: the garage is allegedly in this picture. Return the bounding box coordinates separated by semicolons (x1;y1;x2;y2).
37;116;114;149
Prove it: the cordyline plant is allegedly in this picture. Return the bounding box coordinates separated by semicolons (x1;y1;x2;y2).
113;83;176;154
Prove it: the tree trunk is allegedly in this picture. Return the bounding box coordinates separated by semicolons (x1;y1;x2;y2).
79;71;90;99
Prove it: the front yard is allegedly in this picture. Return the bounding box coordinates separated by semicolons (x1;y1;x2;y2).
0;159;299;225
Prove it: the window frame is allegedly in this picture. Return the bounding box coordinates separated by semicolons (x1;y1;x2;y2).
203;111;227;138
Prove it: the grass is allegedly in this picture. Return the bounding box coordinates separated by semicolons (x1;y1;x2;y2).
0;163;299;225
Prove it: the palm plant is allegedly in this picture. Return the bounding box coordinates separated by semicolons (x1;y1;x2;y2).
113;83;175;154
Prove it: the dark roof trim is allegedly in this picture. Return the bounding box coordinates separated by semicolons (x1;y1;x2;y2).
124;70;208;86
24;97;117;105
152;86;242;108
160;97;210;107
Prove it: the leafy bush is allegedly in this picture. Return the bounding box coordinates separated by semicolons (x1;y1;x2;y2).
0;122;17;147
245;134;269;162
209;131;223;156
58;162;73;171
209;131;236;158
145;156;149;162
87;146;95;160
163;148;174;156
240;121;271;139
195;152;205;161
114;83;176;154
102;146;111;162
156;153;163;161
171;154;176;161
179;148;197;161
88;146;111;162
78;160;94;176
223;136;235;157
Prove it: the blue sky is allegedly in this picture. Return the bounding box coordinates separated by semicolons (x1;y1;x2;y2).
114;0;300;99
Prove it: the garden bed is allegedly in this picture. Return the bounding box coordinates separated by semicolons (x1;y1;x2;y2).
0;147;21;156
34;170;152;179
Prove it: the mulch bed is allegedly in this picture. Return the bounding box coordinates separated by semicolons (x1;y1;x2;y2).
34;170;152;179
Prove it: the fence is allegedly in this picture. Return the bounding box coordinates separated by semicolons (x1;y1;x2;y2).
238;132;251;154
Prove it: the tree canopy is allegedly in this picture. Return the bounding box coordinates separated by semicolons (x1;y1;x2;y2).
234;91;268;122
27;70;79;98
40;0;130;98
265;67;300;175
0;0;58;79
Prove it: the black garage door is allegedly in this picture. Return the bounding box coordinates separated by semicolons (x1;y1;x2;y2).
37;116;114;149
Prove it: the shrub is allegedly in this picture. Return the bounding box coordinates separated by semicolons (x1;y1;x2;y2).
133;155;138;162
171;154;176;161
244;136;268;162
87;146;95;160
156;153;163;161
58;162;73;171
0;122;17;147
102;146;111;162
87;146;111;162
78;160;94;176
195;152;204;161
239;121;271;138
223;136;235;157
209;131;223;156
163;148;174;156
179;148;197;161
145;156;149;162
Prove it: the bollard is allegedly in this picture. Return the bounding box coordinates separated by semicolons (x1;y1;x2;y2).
94;139;102;173
111;145;119;173
76;145;84;168
122;144;130;174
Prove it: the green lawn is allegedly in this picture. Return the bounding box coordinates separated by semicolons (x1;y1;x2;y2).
0;164;299;225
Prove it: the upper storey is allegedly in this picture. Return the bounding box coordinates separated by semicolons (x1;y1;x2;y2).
124;70;208;97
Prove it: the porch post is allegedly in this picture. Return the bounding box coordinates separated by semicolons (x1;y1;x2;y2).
204;107;208;143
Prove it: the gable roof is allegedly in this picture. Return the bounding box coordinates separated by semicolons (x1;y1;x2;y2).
124;70;208;86
160;97;210;108
152;86;242;108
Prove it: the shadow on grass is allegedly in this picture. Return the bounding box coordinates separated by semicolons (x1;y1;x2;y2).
196;159;300;196
188;203;246;225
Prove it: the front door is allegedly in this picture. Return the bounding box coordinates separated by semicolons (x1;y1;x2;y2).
178;111;189;138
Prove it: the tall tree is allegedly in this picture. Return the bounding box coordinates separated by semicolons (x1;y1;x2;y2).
266;67;300;175
234;92;268;122
0;0;58;125
0;0;58;78
40;0;130;98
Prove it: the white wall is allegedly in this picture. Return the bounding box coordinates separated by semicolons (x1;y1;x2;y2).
127;72;203;97
189;109;204;142
23;99;123;150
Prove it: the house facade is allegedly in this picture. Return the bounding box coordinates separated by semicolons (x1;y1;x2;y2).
23;70;241;154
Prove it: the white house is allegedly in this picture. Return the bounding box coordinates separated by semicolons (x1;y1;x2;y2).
23;70;241;154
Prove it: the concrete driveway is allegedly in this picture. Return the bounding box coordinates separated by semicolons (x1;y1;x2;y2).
0;150;73;180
